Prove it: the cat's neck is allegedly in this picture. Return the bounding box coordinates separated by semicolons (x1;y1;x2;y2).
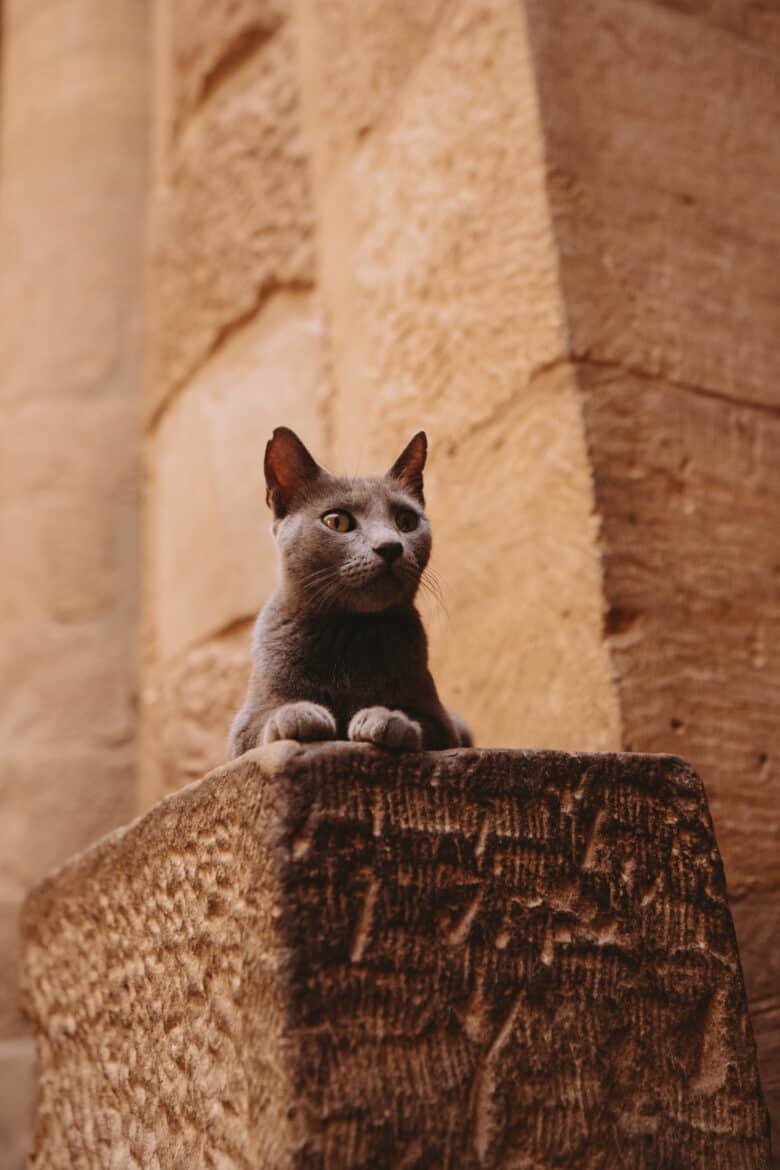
270;586;422;632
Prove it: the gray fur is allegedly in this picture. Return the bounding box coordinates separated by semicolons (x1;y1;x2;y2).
228;428;472;756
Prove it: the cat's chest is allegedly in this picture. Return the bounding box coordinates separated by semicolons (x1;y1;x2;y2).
269;611;423;697
303;622;414;682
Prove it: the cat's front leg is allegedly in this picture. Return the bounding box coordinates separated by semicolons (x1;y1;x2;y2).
348;706;422;751
264;701;337;745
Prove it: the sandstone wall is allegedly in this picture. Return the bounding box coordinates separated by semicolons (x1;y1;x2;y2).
0;1;149;1164
524;0;780;1133
141;0;331;807
142;0;623;808
140;2;779;1138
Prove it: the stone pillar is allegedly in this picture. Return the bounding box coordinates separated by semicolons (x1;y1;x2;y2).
523;0;780;1136
140;0;330;806
0;1;148;1163
21;745;772;1168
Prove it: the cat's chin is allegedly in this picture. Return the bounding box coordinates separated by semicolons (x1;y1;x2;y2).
341;575;416;614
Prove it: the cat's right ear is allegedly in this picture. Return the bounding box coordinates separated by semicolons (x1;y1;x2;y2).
264;427;322;517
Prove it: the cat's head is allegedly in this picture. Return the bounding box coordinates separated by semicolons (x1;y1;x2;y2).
264;427;431;614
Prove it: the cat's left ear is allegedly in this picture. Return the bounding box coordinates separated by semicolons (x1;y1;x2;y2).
265;427;323;517
387;431;427;504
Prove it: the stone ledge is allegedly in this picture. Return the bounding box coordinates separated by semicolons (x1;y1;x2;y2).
21;744;771;1169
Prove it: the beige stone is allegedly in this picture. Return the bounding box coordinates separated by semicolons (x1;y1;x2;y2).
299;0;567;468
0;620;136;752
523;1;780;1134
0;1038;36;1170
168;0;287;133
0;4;147;1158
293;0;445;177
0;901;25;1039
0;752;136;902
140;623;253;809
294;0;619;754
525;0;780;408
21;746;771;1168
149;22;316;415
420;363;620;753
0;1;147;410
0;400;138;626
151;292;329;663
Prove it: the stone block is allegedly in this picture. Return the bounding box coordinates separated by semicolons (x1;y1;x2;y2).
150;291;328;662
150;24;315;414
140;623;252;808
580;364;780;895
646;0;780;51
295;0;445;177
419;364;620;755
167;0;287;133
0;1038;36;1170
525;0;780;408
297;0;567;467
22;745;771;1168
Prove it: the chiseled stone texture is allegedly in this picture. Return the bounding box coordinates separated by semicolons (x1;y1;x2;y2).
22;745;770;1169
149;15;315;415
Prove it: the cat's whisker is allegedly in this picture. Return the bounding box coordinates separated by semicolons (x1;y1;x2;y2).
415;567;448;619
298;566;339;595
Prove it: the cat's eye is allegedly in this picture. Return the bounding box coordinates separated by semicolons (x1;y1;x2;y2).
395;508;419;533
322;510;355;533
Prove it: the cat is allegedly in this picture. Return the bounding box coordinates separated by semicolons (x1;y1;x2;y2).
228;427;472;756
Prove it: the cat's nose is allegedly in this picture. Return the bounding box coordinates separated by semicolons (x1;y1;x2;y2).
374;541;403;564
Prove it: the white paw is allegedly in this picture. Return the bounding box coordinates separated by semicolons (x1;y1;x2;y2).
263;701;337;744
348;706;422;751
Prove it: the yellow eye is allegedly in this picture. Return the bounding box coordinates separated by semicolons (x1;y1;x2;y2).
395;508;419;533
322;510;355;533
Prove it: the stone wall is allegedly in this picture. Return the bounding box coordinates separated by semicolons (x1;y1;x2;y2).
141;0;331;807
141;0;623;807
2;0;777;1162
139;0;780;1143
0;1;148;1164
524;0;780;1133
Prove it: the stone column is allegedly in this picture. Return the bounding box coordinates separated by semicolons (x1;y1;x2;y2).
523;0;780;1136
0;2;148;1163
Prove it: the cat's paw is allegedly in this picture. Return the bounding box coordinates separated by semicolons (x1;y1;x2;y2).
263;701;337;744
348;706;423;751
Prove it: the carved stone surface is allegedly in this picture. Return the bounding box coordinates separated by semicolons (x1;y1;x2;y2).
21;745;771;1168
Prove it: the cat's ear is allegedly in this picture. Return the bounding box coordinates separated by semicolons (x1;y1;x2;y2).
265;427;322;517
387;431;427;504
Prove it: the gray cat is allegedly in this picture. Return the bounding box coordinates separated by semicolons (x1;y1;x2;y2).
228;427;472;756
